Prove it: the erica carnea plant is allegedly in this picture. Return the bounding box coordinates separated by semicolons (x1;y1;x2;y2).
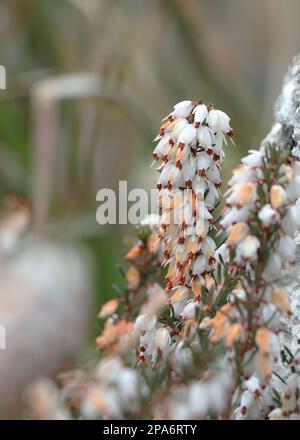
25;99;300;421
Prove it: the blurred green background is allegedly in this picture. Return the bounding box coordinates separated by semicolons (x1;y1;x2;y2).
1;0;300;318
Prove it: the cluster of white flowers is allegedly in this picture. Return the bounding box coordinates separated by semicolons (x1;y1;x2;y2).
269;350;300;419
166;360;233;419
79;357;141;419
153;99;233;308
211;145;300;419
24;99;300;421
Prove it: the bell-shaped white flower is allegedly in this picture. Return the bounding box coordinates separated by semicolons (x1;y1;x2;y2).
170;100;195;119
258;204;280;226
193;104;208;125
236;235;260;261
197;125;213;148
242;150;262;167
155;327;171;352
178;124;197;146
207;109;231;133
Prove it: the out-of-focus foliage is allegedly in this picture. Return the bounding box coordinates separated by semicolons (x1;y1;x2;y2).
1;0;300;315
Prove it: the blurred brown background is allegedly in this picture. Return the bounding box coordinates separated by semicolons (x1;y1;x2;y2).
0;0;300;417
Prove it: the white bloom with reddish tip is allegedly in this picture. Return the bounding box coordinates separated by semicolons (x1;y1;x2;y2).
207;109;231;133
197;152;212;171
241;389;254;410
242;150;262;167
193;104;208;125
178;124;197;146
245;376;261;396
181;301;198;320
192;255;208;277
153;134;172;159
197;126;213;148
169;100;195;119
172;118;189;139
258;204;280;226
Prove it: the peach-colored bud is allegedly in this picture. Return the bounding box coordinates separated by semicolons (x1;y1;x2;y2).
126;265;140;290
225;323;242;347
256;327;270;353
270;185;286;210
98;299;119;318
237;182;255;206
125;245;143;260
272;288;291;314
227;222;248;246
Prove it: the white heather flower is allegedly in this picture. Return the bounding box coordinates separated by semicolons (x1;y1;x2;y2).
229;165;255;186
193;104;208;125
258;204;280;226
153;99;232;290
116;369;139;401
216;243;229;262
134;314;157;332
227;182;257;207
197;125;214;148
192;255;208;277
268;408;286;420
188;382;209;416
242;150;262;167
221;205;253;229
201;236;217;257
282;204;300;235
236;235;260;261
153;134;172;159
172;118;189;139
177;124;197;146
155;327;171;352
241;390;254;412
181;301;198;320
278;235;296;262
169;100;195;119
207;109;231;133
197;152;212;172
245;376;261;396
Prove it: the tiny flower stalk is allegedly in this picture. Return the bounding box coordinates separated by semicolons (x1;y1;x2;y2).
152;99;233;319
